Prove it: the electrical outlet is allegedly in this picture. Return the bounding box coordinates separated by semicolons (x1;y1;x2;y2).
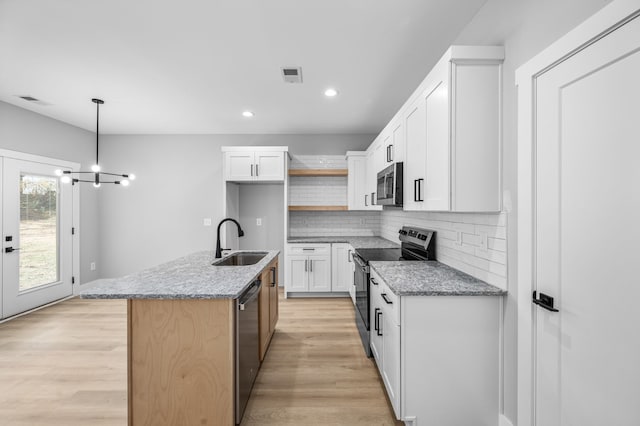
456;231;463;246
478;232;488;252
90;262;96;271
203;218;212;226
256;218;262;226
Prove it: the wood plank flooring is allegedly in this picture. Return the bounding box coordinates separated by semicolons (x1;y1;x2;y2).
0;291;401;425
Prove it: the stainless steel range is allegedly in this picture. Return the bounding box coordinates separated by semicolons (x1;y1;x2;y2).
352;226;436;356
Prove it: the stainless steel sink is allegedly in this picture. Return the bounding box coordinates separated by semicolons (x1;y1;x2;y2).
212;252;268;266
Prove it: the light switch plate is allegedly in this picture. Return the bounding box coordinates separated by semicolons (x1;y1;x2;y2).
478;232;488;252
203;218;212;226
90;262;96;271
256;218;262;226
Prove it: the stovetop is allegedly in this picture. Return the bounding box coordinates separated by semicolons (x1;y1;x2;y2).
354;248;405;263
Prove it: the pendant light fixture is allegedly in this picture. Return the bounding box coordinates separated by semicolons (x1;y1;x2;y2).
56;98;135;188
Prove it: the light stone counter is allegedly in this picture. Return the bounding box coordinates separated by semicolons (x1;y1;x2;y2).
80;250;279;300
370;260;506;297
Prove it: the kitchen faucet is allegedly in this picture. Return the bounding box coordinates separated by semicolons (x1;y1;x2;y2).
215;218;245;258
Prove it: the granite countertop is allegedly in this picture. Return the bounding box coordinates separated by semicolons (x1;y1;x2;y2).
370;261;506;297
287;236;399;249
80;250;279;300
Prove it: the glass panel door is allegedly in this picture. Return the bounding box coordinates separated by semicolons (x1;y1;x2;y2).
19;174;59;291
2;158;73;319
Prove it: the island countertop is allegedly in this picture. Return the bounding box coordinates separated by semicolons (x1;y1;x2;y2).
80;250;280;300
370;260;506;297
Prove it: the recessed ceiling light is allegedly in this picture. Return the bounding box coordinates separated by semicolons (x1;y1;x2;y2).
324;88;338;97
242;111;254;118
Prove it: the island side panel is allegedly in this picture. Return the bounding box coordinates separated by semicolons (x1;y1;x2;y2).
128;298;235;426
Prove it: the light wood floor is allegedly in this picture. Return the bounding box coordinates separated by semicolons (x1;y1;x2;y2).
0;291;401;425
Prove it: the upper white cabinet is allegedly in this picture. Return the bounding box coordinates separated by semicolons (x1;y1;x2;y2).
375;46;504;212
365;140;383;210
346;152;367;210
222;147;287;182
381;120;405;166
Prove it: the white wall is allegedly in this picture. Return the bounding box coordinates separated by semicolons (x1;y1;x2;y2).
0;101;100;284
98;134;373;277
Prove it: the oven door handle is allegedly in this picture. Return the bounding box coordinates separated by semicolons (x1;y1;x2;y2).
352;254;367;270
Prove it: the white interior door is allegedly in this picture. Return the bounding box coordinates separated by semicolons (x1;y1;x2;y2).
533;14;640;425
1;158;73;319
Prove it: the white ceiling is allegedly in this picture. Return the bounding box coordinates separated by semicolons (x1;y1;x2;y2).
0;0;487;134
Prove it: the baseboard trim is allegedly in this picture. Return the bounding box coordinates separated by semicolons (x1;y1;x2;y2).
286;291;350;298
500;414;515;426
0;295;74;324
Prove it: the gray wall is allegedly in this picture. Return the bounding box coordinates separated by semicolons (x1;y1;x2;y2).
98;134;373;277
453;0;612;422
0;101;100;284
238;183;285;283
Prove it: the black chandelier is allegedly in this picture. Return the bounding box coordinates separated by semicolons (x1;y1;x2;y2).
56;98;135;188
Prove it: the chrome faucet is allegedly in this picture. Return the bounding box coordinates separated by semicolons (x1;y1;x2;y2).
215;218;245;258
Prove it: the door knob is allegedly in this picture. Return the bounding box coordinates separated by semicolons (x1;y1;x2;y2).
5;247;20;253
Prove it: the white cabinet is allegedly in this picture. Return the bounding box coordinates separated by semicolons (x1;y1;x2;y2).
383;46;503;212
346;152;367;211
380;120;405;166
364;140;383;210
285;244;331;294
369;270;400;416
369;267;501;424
222;148;285;182
331;243;354;292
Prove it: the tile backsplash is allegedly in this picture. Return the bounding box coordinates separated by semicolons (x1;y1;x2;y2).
289;176;348;206
289;211;381;237
380;209;507;289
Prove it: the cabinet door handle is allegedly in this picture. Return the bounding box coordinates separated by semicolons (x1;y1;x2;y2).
304;259;308;272
371;277;378;286
413;179;418;202
250;164;254;176
256;164;259;176
377;311;383;336
374;307;380;331
270;266;277;287
302;248;315;252
381;293;393;304
387;144;393;162
365;194;368;206
309;260;313;273
416;178;424;202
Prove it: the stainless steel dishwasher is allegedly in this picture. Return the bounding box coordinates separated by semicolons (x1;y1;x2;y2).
235;279;261;425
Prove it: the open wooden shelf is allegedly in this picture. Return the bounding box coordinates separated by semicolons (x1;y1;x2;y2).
288;205;348;211
288;169;348;177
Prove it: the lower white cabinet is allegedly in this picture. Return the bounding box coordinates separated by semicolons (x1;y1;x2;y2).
331;243;354;293
286;244;331;292
369;271;400;414
369;268;501;425
286;243;355;296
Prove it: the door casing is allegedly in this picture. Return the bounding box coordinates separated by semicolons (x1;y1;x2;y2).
0;149;80;320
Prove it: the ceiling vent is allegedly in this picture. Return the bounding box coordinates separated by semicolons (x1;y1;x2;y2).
16;95;51;106
281;67;303;84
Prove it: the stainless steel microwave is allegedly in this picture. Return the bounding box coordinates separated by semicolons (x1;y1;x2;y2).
376;162;403;206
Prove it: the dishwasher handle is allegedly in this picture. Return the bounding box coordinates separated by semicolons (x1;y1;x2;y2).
238;280;262;310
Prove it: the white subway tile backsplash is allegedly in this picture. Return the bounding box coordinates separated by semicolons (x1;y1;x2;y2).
289;211;380;237
380;209;507;289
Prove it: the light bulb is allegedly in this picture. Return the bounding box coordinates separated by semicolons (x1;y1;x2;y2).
324;88;338;97
60;176;72;184
55;169;63;176
120;179;130;187
128;174;136;181
93;182;101;188
91;164;101;172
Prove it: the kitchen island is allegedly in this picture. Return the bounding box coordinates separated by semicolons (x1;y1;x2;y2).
82;250;280;426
